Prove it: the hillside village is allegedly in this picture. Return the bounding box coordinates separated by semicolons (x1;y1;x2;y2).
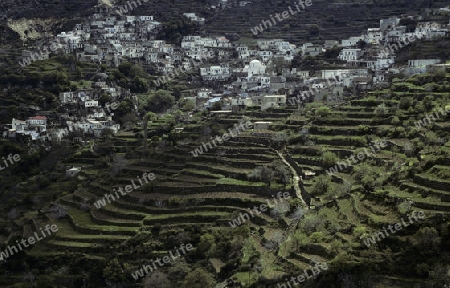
6;4;449;146
1;1;450;287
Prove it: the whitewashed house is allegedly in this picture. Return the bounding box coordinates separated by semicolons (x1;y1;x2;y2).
341;36;364;47
197;88;212;98
236;45;250;59
258;51;273;62
26;116;47;126
59;92;76;104
183;13;205;24
12;118;27;132
408;59;441;68
85;100;99;108
302;43;322;57
365;28;383;44
261;95;286;111
380;17;400;32
338;48;364;62
200;66;230;81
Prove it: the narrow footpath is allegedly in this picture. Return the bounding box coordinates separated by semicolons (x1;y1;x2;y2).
274;149;308;208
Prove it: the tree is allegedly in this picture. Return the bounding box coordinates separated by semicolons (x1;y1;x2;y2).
273;164;291;185
311;175;331;196
103;258;127;283
144;90;175;113
99;94;112;106
356;39;366;49
322;151;337;167
101;128;114;139
374;103;388;116
118;62;133;76
198;234;216;258
211;101;222;111
410;227;441;254
337;180;352;197
143;271;171;288
323;46;343;59
301;214;325;234
182;100;195;111
291;53;302;68
7;105;18;119
182;268;216;288
268;56;289;75
114;99;134;122
272;132;288;145
23;271;36;288
132;76;149;93
315;106;330;117
428;264;450;287
120;113;137;131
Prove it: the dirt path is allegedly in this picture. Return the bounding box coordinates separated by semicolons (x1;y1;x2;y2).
274;149;308;208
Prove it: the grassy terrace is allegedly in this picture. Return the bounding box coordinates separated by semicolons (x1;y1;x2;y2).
11;68;449;287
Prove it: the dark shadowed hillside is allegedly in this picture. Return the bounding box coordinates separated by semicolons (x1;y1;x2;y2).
2;0;450;44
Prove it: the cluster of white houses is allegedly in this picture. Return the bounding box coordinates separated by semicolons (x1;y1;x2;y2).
11;5;450;141
4;115;121;142
3;80;127;141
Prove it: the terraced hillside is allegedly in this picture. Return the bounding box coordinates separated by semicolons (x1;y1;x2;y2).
114;0;446;43
1;67;445;287
2;0;447;46
21;123;316;286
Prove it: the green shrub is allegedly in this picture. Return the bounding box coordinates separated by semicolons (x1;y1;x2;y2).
322;151;337;167
310;231;324;243
315;106;331;117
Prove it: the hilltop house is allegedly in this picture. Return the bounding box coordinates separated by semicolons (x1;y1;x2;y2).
261;95;286;111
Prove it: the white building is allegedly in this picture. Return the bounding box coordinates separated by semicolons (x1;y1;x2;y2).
380;17;400;31
408;59;441;68
200;66;230;81
26;116;47;126
338;48;364;61
365;28;383;44
341;36;364;47
183;13;205;24
197;88;212;98
261;95;286;111
302;43;322;57
236;45;250;59
59;92;76;104
85;100;99;107
137;16;154;21
258;51;273;62
12;118;27;132
231;96;253;107
257;39;283;50
245;60;266;77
